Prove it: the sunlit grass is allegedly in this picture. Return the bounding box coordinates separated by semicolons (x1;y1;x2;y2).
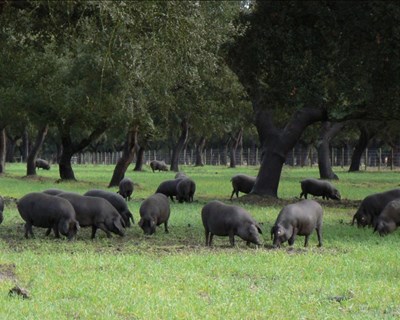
1;163;400;319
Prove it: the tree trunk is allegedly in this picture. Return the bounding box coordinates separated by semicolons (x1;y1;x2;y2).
317;122;344;179
26;125;49;176
349;125;375;172
21;128;29;162
133;146;145;171
251;107;327;197
59;142;76;180
58;125;106;180
195;136;206;166
170;118;189;172
0;129;6;174
6;135;17;163
108;126;138;187
229;128;243;168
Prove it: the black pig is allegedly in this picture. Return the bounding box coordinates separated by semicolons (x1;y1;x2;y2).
352;189;400;227
118;177;134;201
300;178;340;200
17;192;79;239
150;160;168;172
84;189;134;227
271;200;323;247
230;174;256;199
35;158;50;170
57;192;125;239
201;200;262;247
138;193;170;235
374;199;400;236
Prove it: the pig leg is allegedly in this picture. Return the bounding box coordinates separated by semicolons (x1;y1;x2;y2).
96;223;112;238
316;228;323;247
230;190;235;200
164;221;169;233
209;233;214;246
24;223;34;239
45;228;52;236
53;226;60;238
91;226;98;239
229;231;235;247
205;230;210;246
304;235;310;247
288;229;298;246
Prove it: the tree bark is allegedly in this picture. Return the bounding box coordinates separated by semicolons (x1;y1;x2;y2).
251;106;327;197
195;136;206;166
58;124;106;180
108;126;138;187
133;145;145;171
21;128;29;162
26;125;49;176
349;124;375;172
6;135;18;163
59;137;76;180
228;128;243;168
316;121;344;179
0;129;6;174
170;118;189;172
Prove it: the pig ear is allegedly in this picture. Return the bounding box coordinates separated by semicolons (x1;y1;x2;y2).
120;217;126;229
114;218;124;232
59;219;69;235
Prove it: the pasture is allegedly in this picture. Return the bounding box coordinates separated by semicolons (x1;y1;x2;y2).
0;164;400;319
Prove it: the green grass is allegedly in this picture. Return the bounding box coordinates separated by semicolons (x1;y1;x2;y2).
1;163;400;319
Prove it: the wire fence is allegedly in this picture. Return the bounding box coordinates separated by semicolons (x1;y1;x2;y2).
70;146;400;170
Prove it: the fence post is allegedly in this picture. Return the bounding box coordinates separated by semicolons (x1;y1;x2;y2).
365;148;368;171
391;147;394;170
341;148;344;168
378;148;381;171
309;148;313;167
255;148;259;165
292;149;295;166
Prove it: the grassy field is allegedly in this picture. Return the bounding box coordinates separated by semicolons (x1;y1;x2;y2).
1;163;400;319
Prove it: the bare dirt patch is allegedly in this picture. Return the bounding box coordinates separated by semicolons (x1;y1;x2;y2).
0;263;17;281
234;194;361;209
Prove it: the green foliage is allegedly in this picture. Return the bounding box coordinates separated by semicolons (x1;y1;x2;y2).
228;1;400;125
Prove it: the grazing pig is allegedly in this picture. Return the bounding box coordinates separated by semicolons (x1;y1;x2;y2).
271;200;323;247
201;200;262;247
84;189;134;227
155;179;182;202
374;199;400;236
0;196;4;225
118;177;134;201
42;188;65;195
17;192;79;240
230;174;256;200
138;193;170;235
150;160;168;172
176;178;196;203
35;158;50;170
300;178;340;200
175;172;186;179
56;192;125;239
352;189;400;227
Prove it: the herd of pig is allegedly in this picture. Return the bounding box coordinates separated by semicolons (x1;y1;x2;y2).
0;160;399;247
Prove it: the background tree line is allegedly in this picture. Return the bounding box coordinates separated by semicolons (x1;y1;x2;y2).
1;1;400;197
